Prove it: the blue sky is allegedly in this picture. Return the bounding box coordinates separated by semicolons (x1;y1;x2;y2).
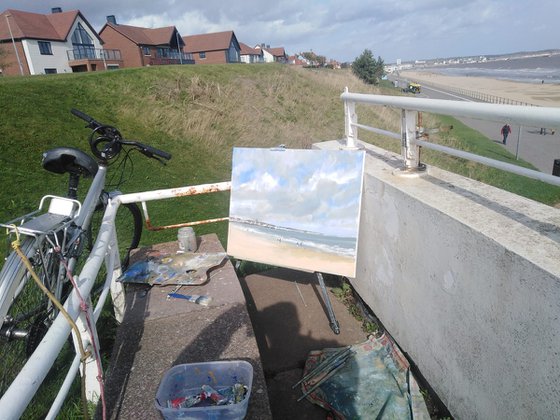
230;148;365;238
3;0;559;63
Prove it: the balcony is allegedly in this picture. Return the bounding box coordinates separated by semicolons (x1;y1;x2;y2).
148;51;195;66
67;48;123;72
67;48;122;62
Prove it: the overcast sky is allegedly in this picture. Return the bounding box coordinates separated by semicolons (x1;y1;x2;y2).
3;0;559;63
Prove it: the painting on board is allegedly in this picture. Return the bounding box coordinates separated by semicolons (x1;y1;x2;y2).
227;147;365;277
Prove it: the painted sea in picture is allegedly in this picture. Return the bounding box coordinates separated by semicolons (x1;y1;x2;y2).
227;147;365;277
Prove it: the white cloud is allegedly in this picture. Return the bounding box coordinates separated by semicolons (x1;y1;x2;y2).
2;0;558;62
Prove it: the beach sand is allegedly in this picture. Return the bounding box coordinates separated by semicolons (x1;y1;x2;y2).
227;224;356;277
400;70;560;107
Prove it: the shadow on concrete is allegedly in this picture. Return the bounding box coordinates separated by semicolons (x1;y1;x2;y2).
238;267;367;419
101;284;149;419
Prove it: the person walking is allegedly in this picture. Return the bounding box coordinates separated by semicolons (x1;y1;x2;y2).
501;124;511;144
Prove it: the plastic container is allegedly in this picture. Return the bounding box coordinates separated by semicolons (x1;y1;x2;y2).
155;360;253;420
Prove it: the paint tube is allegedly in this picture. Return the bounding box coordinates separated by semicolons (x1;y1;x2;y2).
200;384;228;405
232;383;247;403
167;394;201;409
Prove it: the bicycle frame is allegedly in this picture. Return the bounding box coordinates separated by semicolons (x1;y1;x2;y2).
0;164;119;418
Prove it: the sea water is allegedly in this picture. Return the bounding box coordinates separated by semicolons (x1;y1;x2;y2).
424;54;560;84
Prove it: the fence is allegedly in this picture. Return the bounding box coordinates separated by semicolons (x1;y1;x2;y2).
409;78;536;106
341;87;560;186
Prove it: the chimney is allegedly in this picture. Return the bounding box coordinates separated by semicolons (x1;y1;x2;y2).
107;15;117;25
51;7;62;13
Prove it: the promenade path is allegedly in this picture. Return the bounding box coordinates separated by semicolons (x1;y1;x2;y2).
416;82;560;174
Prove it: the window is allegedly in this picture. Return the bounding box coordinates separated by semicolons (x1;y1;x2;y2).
142;46;151;56
38;41;52;55
71;23;95;59
157;47;171;58
44;68;57;74
107;64;119;70
199;52;206;59
227;41;239;63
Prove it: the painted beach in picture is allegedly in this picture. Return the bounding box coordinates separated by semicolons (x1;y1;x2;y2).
227;147;365;277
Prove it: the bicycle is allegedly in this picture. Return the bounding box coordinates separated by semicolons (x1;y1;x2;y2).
0;109;171;413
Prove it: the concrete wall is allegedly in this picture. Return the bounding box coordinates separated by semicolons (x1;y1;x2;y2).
317;140;560;419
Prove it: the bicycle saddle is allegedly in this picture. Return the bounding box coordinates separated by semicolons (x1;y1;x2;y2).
41;147;98;177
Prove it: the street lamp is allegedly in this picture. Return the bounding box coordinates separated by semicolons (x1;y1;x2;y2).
5;13;24;75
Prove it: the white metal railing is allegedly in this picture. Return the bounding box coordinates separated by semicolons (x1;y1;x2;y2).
341;88;560;186
67;48;122;61
0;182;230;419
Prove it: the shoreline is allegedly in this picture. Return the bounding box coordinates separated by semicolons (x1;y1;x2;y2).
399;70;560;107
227;223;356;277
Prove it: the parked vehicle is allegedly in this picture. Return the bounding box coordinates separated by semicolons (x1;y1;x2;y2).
402;82;421;94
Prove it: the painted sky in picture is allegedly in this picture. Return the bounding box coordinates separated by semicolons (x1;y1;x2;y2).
227;147;365;277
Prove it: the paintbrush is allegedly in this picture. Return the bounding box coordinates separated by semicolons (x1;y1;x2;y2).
167;293;212;306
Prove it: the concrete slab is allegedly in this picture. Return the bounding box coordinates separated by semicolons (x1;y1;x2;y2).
240;268;368;418
102;235;271;419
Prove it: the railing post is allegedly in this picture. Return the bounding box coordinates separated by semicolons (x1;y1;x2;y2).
73;299;102;403
343;87;357;148
400;109;423;171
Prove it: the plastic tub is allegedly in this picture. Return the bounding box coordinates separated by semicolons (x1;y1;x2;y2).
155;360;253;419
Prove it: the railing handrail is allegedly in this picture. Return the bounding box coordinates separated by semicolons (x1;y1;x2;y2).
341;91;560;128
341;88;560;187
67;48;122;61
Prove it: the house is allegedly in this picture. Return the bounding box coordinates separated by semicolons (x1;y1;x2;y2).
288;54;307;66
239;42;263;63
0;7;121;75
254;44;288;63
183;30;240;64
99;16;193;68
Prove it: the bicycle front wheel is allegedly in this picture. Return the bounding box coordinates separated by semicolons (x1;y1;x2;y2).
89;202;143;271
0;236;62;397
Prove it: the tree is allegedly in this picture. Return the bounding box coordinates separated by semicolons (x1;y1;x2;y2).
352;49;384;85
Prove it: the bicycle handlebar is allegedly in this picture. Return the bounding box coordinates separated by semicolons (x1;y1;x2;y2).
71;109;172;163
71;108;99;128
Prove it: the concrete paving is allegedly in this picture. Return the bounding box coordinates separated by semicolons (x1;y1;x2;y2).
101;235;271;419
420;84;560;173
101;235;368;419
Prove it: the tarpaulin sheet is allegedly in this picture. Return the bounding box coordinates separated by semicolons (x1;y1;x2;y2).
301;334;429;419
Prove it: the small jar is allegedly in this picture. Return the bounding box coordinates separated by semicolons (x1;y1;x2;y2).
177;227;197;252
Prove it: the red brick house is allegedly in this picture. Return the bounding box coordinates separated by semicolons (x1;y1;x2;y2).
99;17;193;68
0;8;120;75
183;30;240;64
